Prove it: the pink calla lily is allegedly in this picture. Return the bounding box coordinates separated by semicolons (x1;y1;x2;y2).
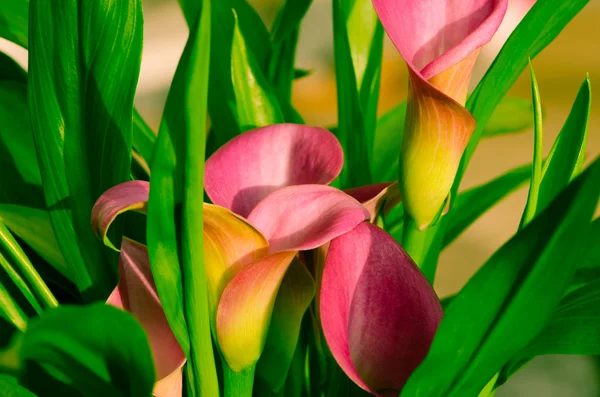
372;0;507;229
92;123;433;395
320;222;443;396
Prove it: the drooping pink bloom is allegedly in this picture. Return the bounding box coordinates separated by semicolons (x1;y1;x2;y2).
372;0;508;229
321;222;443;396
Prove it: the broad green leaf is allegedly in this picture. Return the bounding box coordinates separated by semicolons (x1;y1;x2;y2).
0;222;56;311
520;63;544;228
207;0;271;154
457;0;589;188
29;0;144;300
0;0;28;48
15;304;155;397
579;217;600;269
0;82;41;188
537;76;591;215
520;277;600;358
0;374;35;396
403;157;600;396
231;12;284;130
482;97;533;138
0;52;27;83
147;3;218;395
443;164;531;248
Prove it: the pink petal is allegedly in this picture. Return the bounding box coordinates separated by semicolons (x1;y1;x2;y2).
108;239;186;385
345;182;400;222
91;181;150;249
247;185;369;253
372;0;508;80
205;124;344;217
320;222;443;395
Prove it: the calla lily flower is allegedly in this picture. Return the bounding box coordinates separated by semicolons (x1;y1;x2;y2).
372;0;508;229
92;124;396;394
320;222;443;396
91;181;185;397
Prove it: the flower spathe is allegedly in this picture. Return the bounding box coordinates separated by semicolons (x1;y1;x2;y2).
372;0;508;229
320;222;443;396
93;123;433;396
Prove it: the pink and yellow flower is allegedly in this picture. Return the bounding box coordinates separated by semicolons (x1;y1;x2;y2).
373;0;508;229
92;123;441;396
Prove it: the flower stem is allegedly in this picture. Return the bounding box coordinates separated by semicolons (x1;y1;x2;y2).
223;364;255;397
402;214;437;283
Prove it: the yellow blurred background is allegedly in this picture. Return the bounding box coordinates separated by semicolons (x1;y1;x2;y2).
1;0;598;395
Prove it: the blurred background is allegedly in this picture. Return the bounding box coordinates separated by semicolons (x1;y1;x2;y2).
2;0;599;395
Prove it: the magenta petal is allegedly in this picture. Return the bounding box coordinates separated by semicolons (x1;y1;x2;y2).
345;182;400;222
372;0;507;79
320;222;443;395
247;185;369;253
91;180;149;249
205;124;344;217
108;239;185;382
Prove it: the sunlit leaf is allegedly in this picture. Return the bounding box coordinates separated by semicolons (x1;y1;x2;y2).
28;0;144;300
147;3;218;394
519;63;544;228
403;157;600;396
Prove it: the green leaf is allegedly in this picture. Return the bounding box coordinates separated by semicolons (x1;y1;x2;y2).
0;374;36;396
132;108;156;174
231;12;284;130
28;0;144;300
0;263;29;331
520;276;600;358
207;0;271;154
15;304;155;397
457;0;589;188
332;0;383;187
482;97;533;138
443;164;531;248
403;157;600;397
0;205;70;283
147;4;219;395
372;102;405;183
0;222;56;311
537;76;591;215
519;63;544;228
271;0;312;44
0;52;27;83
0;0;28;48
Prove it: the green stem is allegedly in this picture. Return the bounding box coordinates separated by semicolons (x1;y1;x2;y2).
224;364;255;397
402;215;436;283
0;222;58;309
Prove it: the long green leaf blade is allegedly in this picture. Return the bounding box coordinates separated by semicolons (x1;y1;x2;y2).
537;76;591;214
147;4;219;394
519;63;544;228
29;0;144;299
